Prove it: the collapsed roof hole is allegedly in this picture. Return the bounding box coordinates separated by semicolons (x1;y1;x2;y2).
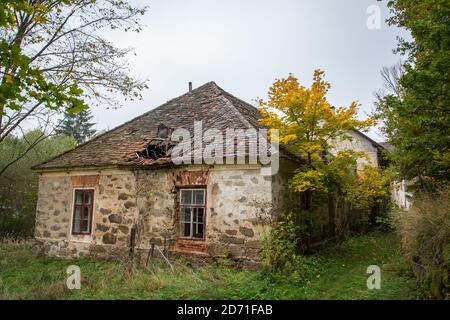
136;139;176;160
135;124;176;160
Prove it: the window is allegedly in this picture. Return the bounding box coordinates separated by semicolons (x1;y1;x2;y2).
179;189;205;239
72;189;94;235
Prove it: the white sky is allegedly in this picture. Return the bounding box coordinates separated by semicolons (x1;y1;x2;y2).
91;0;409;142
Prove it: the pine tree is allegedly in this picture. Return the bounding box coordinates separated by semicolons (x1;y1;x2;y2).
57;110;97;144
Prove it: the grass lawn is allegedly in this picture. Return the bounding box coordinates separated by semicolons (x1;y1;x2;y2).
0;233;417;300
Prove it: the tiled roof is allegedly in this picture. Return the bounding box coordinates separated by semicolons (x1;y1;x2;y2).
34;82;298;170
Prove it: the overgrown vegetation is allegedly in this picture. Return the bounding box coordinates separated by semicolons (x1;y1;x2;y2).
396;188;450;299
374;0;450;300
261;212;302;272
0;0;148;179
0;130;75;237
259;71;389;211
0;233;416;300
376;0;450;187
258;71;392;273
0;0;148;236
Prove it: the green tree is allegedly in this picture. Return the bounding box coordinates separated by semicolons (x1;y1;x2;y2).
0;0;148;176
376;0;450;188
0;129;76;236
57;109;96;144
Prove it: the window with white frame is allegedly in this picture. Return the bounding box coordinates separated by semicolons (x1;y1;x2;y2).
179;189;205;239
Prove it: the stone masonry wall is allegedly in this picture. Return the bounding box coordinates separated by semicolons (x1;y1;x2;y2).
205;167;273;265
35;169;139;258
133;165;273;267
35;165;275;266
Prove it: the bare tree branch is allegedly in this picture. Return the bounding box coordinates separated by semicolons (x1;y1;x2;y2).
0;0;148;176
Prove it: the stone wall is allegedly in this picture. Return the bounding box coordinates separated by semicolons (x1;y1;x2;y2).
34;165;275;266
203;166;272;265
132;165;273;267
34;161;372;264
35;169;139;258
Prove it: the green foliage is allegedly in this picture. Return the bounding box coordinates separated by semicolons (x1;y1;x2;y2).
56;110;97;144
396;187;450;299
289;150;392;210
0;1;88;115
0;130;76;236
0;234;416;300
343;165;394;210
377;2;449;298
289;168;327;193
261;212;302;272
0;0;148;177
0;0;148;113
374;202;398;231
292;149;362;195
261;209;326;275
0;1;44;29
376;0;450;187
0;39;88;115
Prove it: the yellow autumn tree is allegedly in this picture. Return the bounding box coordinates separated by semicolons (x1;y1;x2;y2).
345;165;393;210
259;70;378;209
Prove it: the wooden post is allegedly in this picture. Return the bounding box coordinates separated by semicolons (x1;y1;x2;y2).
328;194;336;238
146;242;155;267
163;236;167;257
129;224;137;262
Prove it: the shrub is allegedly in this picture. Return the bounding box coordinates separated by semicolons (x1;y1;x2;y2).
374;201;398;231
261;211;320;276
396;187;450;299
261;212;300;273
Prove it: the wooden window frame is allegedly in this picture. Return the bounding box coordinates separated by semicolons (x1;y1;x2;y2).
71;189;94;235
179;188;206;241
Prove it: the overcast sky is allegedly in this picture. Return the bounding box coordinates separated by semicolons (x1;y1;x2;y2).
92;0;409;142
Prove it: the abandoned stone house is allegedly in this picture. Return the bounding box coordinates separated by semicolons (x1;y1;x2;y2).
33;81;386;265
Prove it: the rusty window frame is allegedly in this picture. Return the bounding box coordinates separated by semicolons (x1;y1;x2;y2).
72;189;94;235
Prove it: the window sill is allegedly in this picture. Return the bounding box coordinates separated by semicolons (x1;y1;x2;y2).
69;234;93;243
179;237;205;241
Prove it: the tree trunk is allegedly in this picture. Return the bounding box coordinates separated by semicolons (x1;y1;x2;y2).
304;190;312;211
328;193;336;238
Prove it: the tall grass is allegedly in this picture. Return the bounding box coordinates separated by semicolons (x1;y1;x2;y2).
0;233;417;300
396;187;450;299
